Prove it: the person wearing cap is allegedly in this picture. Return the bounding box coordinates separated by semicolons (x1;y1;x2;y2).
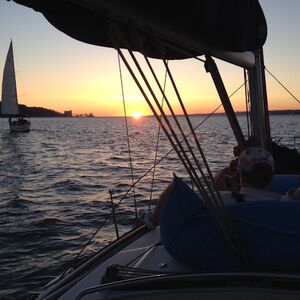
139;147;298;228
220;146;288;203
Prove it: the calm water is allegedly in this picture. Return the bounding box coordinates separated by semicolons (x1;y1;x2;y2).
0;115;299;299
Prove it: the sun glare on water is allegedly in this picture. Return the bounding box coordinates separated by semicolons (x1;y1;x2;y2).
132;112;142;119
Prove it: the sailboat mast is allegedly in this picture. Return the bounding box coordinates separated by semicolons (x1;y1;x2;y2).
247;49;271;149
1;41;19;116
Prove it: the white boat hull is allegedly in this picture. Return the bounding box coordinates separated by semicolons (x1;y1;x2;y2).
9;120;30;132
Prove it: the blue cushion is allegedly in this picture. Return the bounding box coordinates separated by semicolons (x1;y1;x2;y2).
160;176;300;272
269;175;300;194
160;175;206;245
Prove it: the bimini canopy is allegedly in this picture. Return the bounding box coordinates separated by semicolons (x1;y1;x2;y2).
13;0;267;64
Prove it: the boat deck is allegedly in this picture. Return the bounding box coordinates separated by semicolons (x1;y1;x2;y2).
56;227;193;299
38;226;300;300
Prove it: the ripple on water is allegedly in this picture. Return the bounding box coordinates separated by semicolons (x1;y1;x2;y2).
51;179;85;192
0;115;299;299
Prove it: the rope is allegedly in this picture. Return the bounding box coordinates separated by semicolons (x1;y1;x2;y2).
265;67;300;105
118;53;138;222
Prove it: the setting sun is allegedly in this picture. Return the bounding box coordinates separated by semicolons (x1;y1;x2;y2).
132;111;142;119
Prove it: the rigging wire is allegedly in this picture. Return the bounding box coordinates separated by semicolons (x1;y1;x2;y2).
125;46;216;208
148;62;169;210
243;69;251;140
129;30;223;209
142;56;227;210
161;57;225;208
265;67;300;105
114;24;245;260
111;22;238;253
115;36;206;199
126;27;210;196
118;53;138;222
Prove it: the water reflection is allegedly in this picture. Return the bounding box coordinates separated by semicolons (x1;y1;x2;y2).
1;132;25;201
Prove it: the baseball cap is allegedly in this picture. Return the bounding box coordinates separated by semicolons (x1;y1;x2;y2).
238;147;274;173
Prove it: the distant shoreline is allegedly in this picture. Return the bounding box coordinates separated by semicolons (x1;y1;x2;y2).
128;110;300;118
0;103;299;118
238;109;300;115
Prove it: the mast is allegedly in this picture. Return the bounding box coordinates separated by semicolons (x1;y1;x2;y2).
247;49;271;149
1;41;19;116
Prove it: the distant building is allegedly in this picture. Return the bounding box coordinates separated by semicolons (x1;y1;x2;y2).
74;113;94;117
64;110;72;117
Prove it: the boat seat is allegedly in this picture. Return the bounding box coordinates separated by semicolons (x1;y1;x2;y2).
160;176;300;272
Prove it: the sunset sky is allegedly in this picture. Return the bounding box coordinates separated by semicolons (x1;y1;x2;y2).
0;1;300;117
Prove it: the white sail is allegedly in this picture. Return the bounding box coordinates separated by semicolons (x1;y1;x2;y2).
1;41;19;115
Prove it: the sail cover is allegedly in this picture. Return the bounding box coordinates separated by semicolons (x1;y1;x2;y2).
1;42;19;115
12;0;267;60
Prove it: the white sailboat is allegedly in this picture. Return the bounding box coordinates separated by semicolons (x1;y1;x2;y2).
1;41;30;132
